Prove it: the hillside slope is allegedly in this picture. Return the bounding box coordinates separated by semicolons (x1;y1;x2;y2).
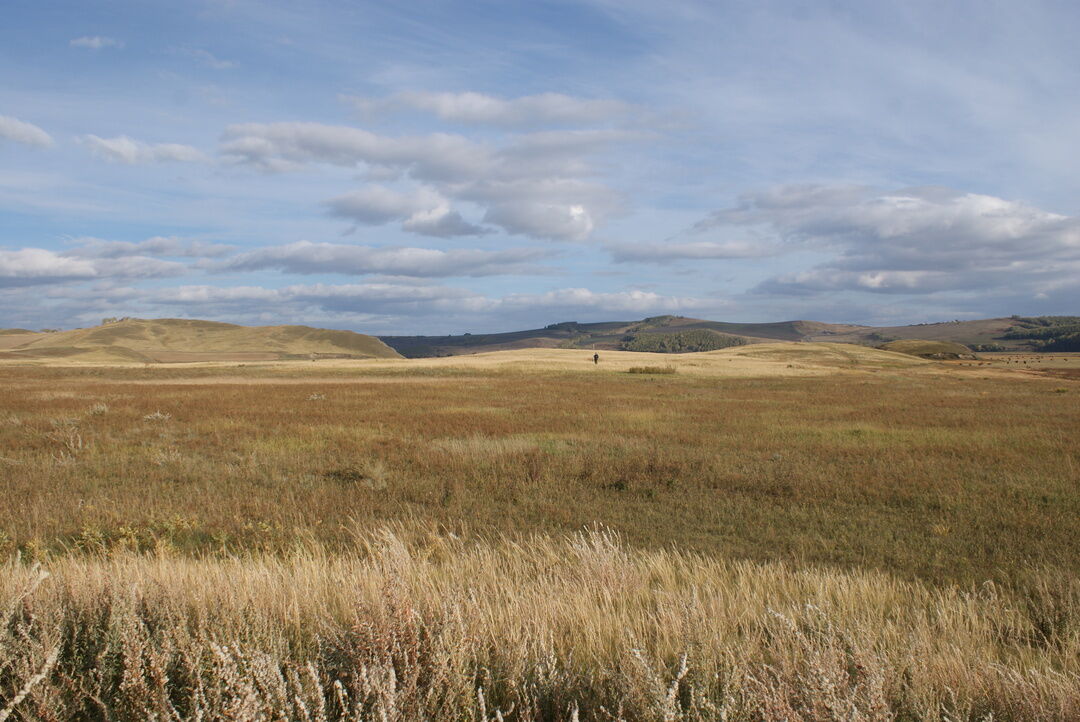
879;339;977;360
380;315;865;357
382;314;1065;357
0;318;401;363
802;317;1024;349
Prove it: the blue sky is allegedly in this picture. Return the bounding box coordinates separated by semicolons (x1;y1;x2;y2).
2;0;1079;333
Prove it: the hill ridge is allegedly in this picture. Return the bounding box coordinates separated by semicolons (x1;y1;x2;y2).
0;318;401;363
379;315;1030;358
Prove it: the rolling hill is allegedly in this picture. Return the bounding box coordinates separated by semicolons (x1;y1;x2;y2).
0;318;401;363
379;314;1049;358
878;339;977;360
380;315;867;357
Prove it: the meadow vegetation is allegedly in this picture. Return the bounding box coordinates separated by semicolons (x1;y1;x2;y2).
0;351;1078;719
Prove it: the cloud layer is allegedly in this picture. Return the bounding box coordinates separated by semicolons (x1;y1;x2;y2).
698;184;1080;296
220;122;628;240
347;91;633;127
0;247;184;288
6;2;1080;334
80;135;208;164
217;241;551;277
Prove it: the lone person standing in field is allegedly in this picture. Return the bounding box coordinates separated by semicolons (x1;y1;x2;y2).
593;353;599;365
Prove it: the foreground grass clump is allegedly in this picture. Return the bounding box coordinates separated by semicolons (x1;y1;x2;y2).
2;529;1078;721
626;365;677;374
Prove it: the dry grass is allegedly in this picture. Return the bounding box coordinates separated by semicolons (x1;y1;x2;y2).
0;349;1078;718
0;358;1075;584
1;529;1078;720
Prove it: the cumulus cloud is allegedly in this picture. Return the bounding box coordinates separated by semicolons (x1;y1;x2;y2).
698;184;1080;296
325;186;490;237
346;91;633;127
0;115;54;148
217;241;551;277
65;236;234;259
219;122;630;241
0;247;184;287
0;248;97;286
70;36;122;50
80;135;208;164
483;202;594;242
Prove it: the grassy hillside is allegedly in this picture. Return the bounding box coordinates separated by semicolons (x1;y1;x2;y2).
381;314;1079;357
0;318;401;363
803;317;1030;350
879;339;977;359
380;315;836;357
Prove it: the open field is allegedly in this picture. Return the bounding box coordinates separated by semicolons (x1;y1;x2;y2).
1;344;1078;719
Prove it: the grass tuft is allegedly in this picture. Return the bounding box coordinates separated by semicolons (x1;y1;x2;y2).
627;365;677;374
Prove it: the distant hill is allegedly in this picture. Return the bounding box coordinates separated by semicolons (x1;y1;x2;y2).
0;318;401;363
878;339;977;360
380;315;866;357
997;316;1080;351
381;314;1067;358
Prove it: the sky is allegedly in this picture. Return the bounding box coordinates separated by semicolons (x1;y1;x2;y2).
2;0;1079;334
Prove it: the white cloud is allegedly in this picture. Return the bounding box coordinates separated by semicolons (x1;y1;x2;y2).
346;91;634;127
65;236;234;259
0;248;97;285
70;36;123;50
0;115;54;148
219;121;633;241
325;186;438;224
220;123;489;179
483;202;595;242
401;208;489;237
80;135;208;164
699;184;1080;295
325;186;491;237
217;240;551;277
0;247;184;287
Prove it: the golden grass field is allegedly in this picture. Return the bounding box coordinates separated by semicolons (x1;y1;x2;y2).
1;343;1078;720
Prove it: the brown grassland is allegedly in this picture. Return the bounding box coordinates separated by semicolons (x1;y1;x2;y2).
0;345;1078;720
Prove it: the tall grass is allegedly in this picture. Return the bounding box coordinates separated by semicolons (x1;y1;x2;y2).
2;528;1078;720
